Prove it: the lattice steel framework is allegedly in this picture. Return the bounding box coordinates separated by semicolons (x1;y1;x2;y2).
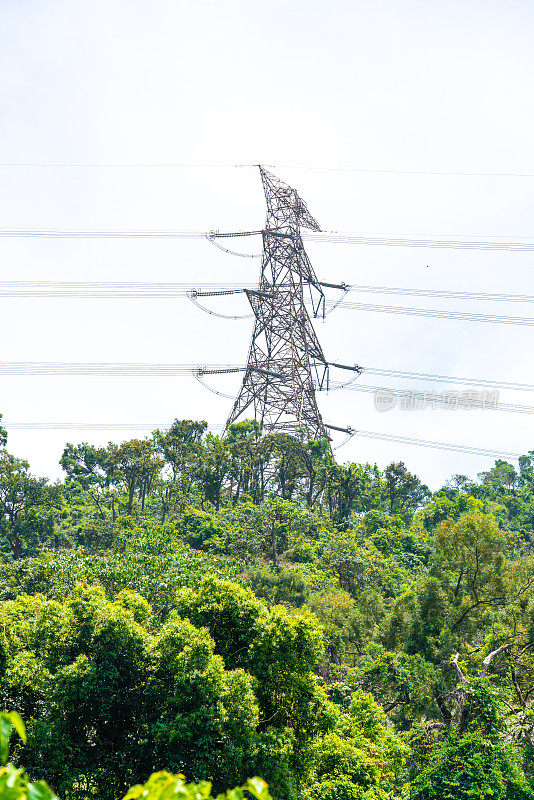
224;167;332;439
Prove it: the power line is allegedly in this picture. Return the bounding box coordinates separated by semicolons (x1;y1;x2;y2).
1;363;532;397
0;281;254;298
344;285;534;303
337;301;534;325
354;430;522;459
2;418;522;460
1;281;533;303
329;382;534;415
305;232;534;251
1;162;534;178
3;421;225;431
278;165;534;179
0;362;532;394
0;362;238;375
0;229;207;239
2;228;534;251
362;366;534;392
3;363;534;415
3;283;534;324
0;163;244;169
0;281;252;287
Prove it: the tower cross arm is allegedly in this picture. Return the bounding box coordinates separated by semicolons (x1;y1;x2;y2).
328;362;363;374
325;423;355;435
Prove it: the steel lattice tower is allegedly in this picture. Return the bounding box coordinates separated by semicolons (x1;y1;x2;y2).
224;167;331;439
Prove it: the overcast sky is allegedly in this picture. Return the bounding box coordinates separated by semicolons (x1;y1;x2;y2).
1;0;533;489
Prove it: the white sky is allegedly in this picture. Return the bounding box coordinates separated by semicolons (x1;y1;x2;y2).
1;0;533;489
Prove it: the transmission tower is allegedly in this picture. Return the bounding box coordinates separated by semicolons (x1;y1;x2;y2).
197;166;361;442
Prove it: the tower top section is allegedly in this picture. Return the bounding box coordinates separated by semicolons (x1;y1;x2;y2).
259;166;321;233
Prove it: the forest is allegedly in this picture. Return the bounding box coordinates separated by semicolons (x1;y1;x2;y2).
0;412;533;799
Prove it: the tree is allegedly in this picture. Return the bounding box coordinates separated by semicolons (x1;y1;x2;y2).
2;580;389;800
60;442;111;519
265;432;308;502
4;416;534;799
322;462;387;526
298;435;333;508
106;439;163;513
321;530;386;597
384;462;429;522
479;459;520;494
409;726;534;799
215;497;329;565
174;577;331;789
153;419;207;487
60;442;109;490
445;474;473;493
307;588;377;667
1;586;262;799
0;710;272;800
0;451;61;559
518;452;534;490
0;712;57;800
309;691;408;800
199;434;230;511
352;648;437;724
409;676;534;799
226;420;266;503
431;509;507;634
0;520;241;618
124;774;271;800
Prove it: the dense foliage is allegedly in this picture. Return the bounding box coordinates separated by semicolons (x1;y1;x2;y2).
0;712;272;800
0;413;533;798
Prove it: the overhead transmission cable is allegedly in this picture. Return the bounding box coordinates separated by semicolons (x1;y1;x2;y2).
0;229;208;240
361;366;534;393
2;363;534;415
334;301;534;325
0;362;532;392
0;362;236;375
1;162;534;178
328;382;534;415
1;281;533;303
2;421;225;432
352;431;522;460
304;232;534;251
0;281;255;297
2;228;534;251
276;164;534;179
3;283;534;325
1;362;533;394
340;285;534;303
1;418;523;460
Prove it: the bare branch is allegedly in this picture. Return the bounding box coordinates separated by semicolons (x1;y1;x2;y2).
451;652;466;684
480;644;510;676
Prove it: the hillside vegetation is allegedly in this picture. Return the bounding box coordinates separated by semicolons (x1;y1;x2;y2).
0;413;533;799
